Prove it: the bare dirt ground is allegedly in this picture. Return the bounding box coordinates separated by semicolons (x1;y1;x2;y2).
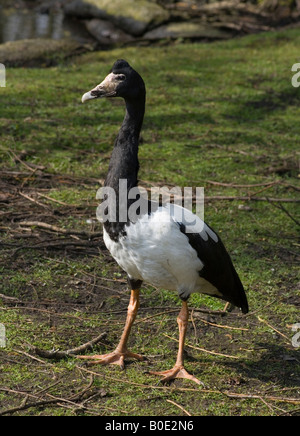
1;168;299;416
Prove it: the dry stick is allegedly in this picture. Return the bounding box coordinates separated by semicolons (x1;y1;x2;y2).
32;332;107;360
249;183;280;198
0;377;96;416
258;396;276;413
244;299;277;317
196;317;249;331
285;183;300;192
267;199;300;227
204;195;300;203
279;407;300;416
6;148;37;173
220;390;300;405
79;368;300;405
79;367;201;392
6;305;88;321
36;380;63;396
257;317;291;345
0;388;62;413
19;221;102;238
8;239;103;258
0;397;67;416
163;333;239;359
206;180;280;189
36;192;71;207
166;399;192;416
13;349;54;366
144;184;299;203
135;309;179;325
18;191;49;209
192;307;227;316
0;293;20;302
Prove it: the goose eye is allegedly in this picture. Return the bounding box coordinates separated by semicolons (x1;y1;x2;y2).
116;74;126;81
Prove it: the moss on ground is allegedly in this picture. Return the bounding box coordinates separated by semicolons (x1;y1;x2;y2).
0;29;299;416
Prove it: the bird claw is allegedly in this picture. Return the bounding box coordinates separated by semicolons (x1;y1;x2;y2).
149;365;204;386
77;350;144;369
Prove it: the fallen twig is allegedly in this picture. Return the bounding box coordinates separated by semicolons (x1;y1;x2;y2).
36;192;72;206
166;399;192;416
0;293;20;302
19;221;102;238
0;376;97;416
221;390;300;405
31;332;107;360
266;200;300;227
195;316;249;331
4;239;105;258
204;196;300;203
18;191;49;210
163;333;239;359
14;349;54;366
257;317;291;345
206;180;280;189
79;368;300;406
0;397;67;416
5;148;38;173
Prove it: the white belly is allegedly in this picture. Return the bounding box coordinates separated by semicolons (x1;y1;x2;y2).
103;207;220;298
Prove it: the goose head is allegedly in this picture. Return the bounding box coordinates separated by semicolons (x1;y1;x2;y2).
82;59;145;103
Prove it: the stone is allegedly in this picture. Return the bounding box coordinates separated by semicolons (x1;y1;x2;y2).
85;18;134;45
64;0;170;36
143;21;232;40
0;38;93;67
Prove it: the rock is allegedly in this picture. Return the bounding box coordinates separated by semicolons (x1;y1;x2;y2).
64;0;105;18
143;21;232;40
85;18;134;45
0;38;94;67
64;0;170;36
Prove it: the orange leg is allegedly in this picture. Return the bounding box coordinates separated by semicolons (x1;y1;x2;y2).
150;301;202;385
77;289;143;369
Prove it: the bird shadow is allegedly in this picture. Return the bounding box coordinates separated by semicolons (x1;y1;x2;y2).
200;342;300;389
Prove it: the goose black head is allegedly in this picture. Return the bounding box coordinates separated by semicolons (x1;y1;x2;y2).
82;59;145;103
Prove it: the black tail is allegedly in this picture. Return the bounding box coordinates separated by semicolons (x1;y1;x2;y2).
228;262;249;314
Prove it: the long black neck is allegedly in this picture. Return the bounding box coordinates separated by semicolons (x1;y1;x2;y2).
102;95;145;240
104;97;145;192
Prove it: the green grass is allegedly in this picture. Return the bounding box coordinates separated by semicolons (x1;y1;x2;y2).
0;29;299;416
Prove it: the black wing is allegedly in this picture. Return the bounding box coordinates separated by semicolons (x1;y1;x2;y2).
179;223;249;314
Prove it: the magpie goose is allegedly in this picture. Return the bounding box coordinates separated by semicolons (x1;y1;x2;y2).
79;60;249;384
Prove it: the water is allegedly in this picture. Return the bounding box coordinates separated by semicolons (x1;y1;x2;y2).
0;7;90;44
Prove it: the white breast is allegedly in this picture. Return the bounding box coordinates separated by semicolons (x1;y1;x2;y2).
103;205;220;298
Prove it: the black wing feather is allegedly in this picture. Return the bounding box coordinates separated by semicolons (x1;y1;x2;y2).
179;223;249;314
